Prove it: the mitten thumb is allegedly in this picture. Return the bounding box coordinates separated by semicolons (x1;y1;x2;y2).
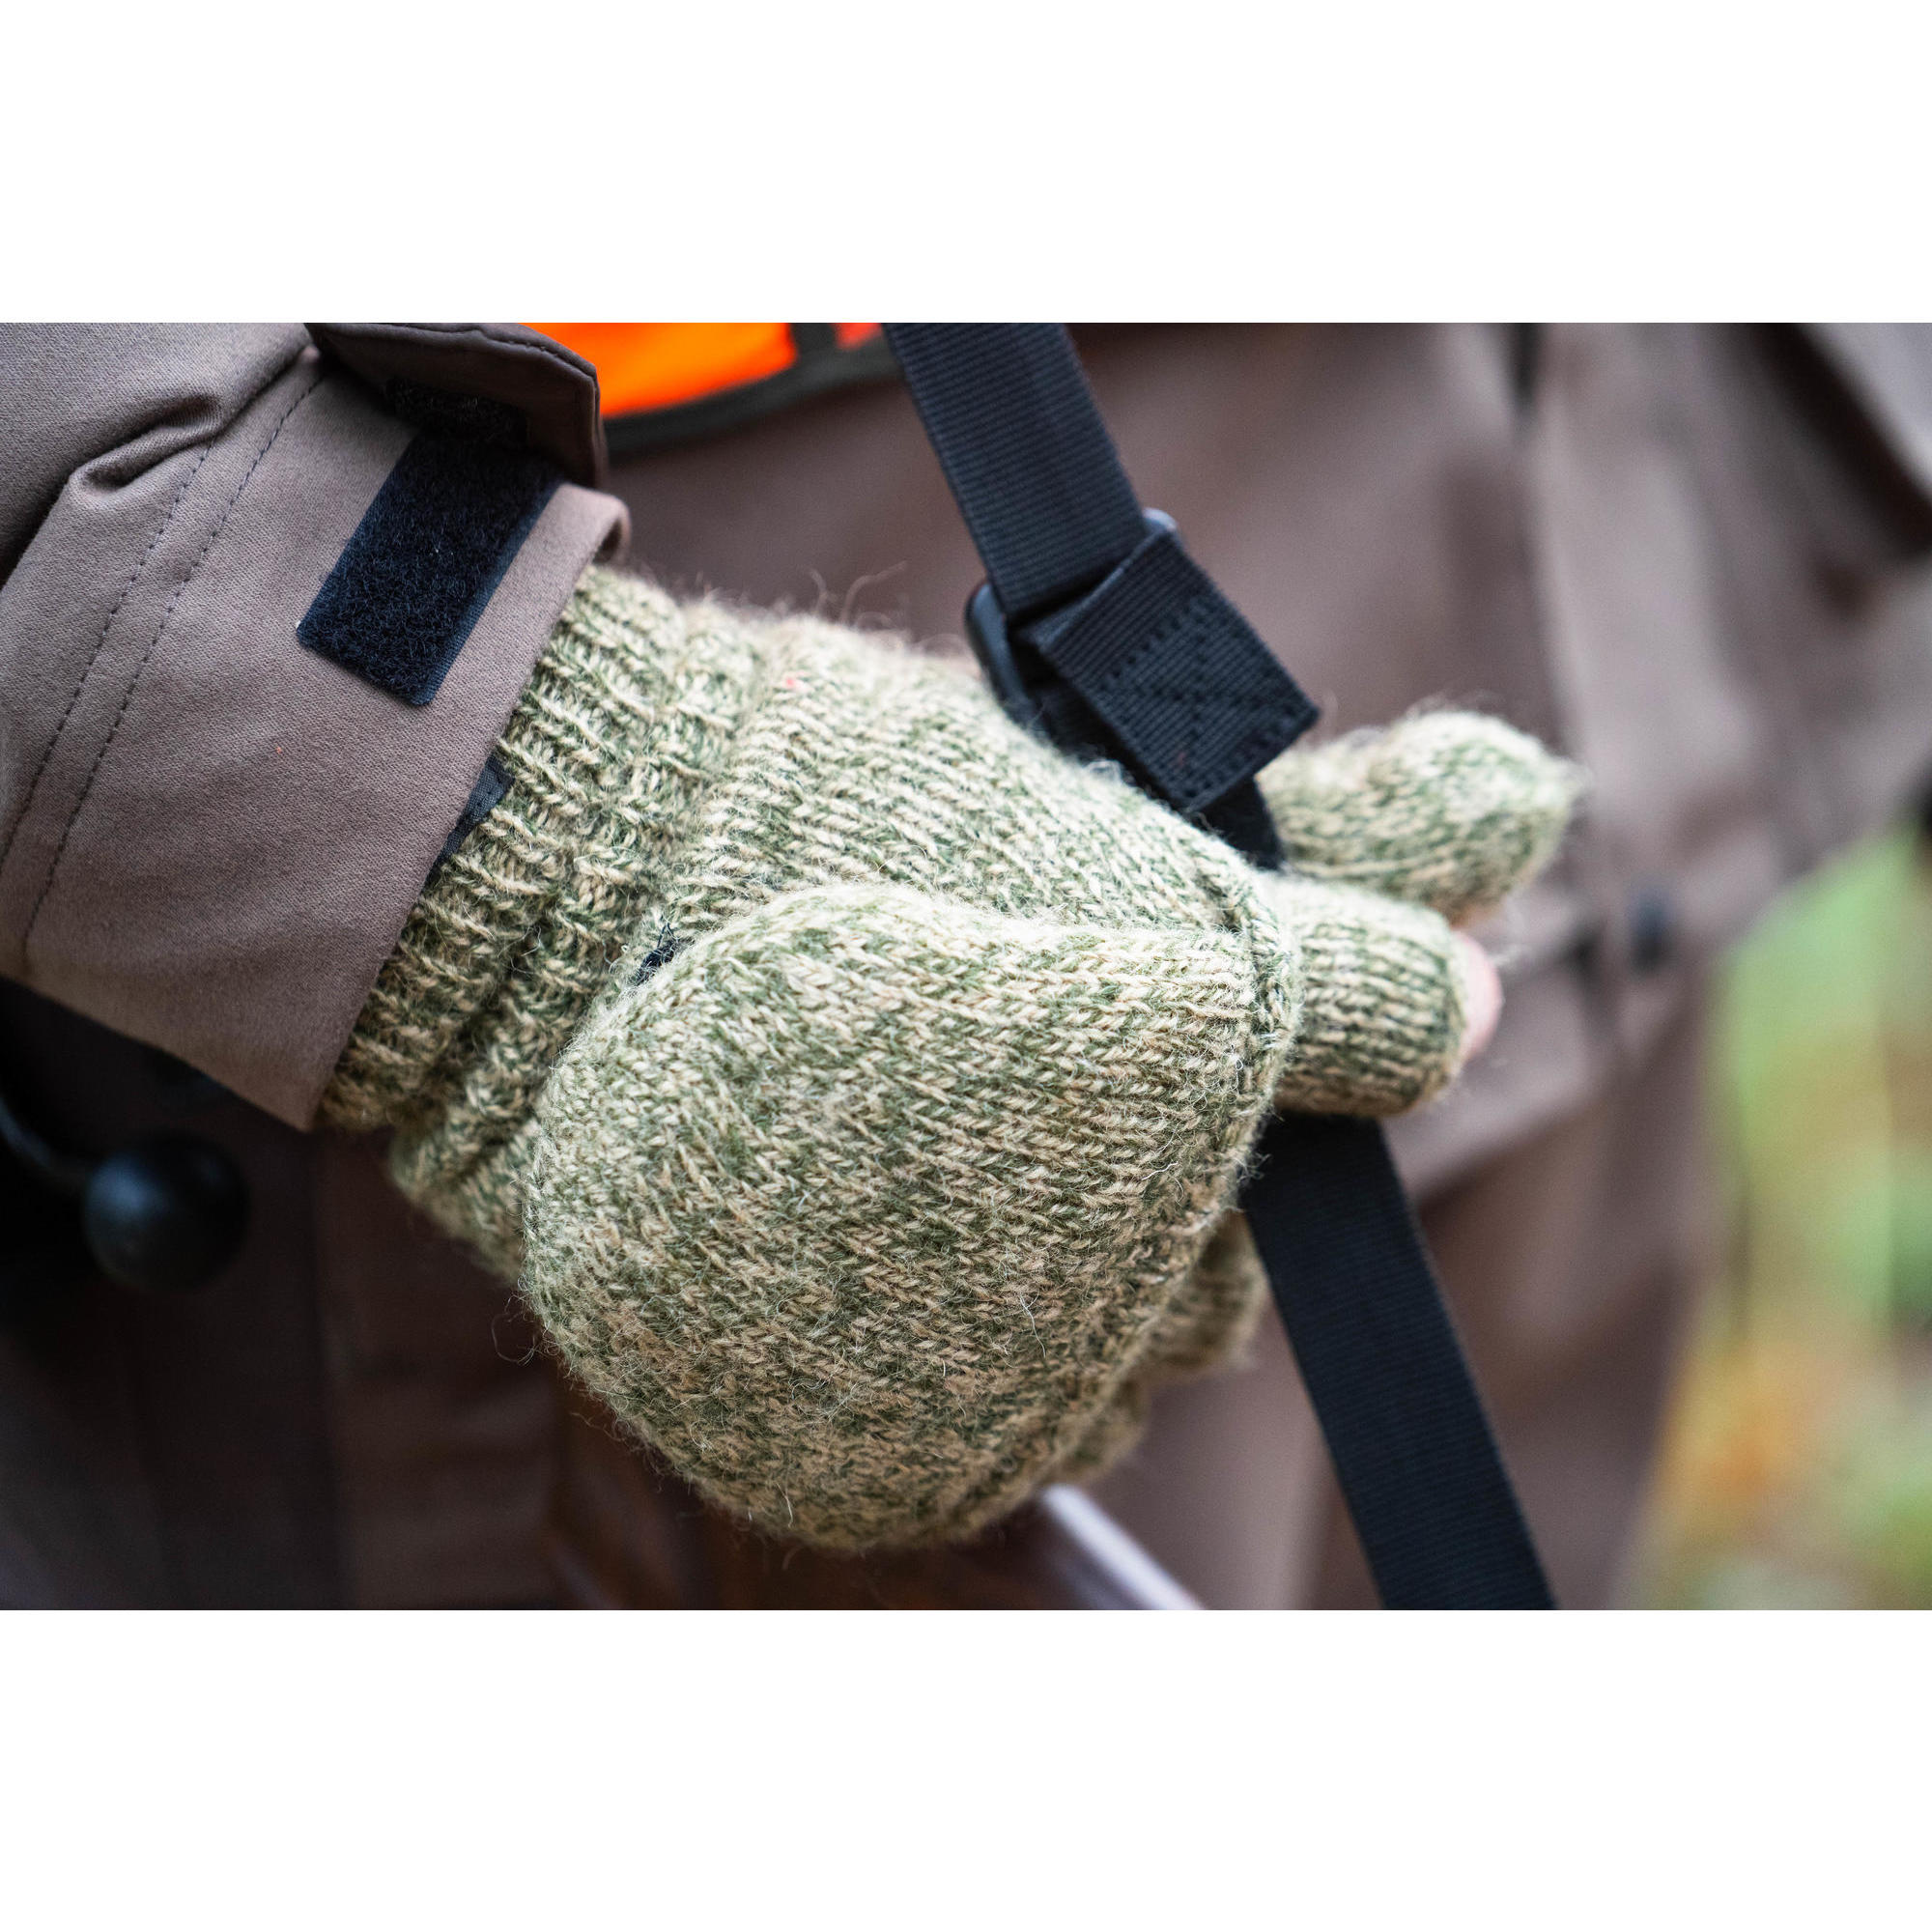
1259;710;1583;925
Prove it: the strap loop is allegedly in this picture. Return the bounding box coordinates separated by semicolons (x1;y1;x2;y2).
964;510;1308;866
1024;519;1317;821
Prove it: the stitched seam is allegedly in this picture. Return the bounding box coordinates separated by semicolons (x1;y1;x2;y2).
20;370;324;959
0;443;213;882
1094;594;1278;796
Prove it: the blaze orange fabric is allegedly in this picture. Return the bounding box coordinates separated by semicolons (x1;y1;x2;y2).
529;325;882;417
530;324;794;416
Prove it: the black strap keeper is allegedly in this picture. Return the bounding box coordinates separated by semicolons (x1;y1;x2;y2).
1022;521;1317;821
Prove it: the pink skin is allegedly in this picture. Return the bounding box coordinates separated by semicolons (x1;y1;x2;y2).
1452;933;1503;1070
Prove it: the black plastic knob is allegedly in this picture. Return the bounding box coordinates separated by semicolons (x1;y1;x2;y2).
81;1134;248;1294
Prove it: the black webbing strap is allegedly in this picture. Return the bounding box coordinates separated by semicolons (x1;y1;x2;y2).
890;327;1316;851
887;323;1554;1609
889;325;1147;622
1244;1113;1553;1606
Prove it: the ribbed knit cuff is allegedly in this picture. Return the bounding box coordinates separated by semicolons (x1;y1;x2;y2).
323;566;760;1143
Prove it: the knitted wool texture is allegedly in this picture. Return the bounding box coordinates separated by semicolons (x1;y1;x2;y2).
1260;711;1582;925
326;566;1578;1548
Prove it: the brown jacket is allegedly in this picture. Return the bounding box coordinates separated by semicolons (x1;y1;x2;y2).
0;325;624;1127
3;324;1931;1605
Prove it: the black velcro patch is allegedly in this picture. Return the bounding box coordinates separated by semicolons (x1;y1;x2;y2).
298;433;560;706
385;377;527;449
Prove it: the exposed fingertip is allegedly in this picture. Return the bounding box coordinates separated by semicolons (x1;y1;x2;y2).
1451;932;1502;1069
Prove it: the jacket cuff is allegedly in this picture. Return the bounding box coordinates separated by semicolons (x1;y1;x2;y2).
0;355;628;1127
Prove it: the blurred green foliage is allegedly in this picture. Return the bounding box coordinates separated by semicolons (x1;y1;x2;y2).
1640;820;1932;1606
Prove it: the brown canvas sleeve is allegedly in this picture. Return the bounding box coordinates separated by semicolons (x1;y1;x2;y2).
0;326;628;1128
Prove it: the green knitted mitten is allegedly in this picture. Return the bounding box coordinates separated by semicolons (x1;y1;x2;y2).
326;566;1579;1549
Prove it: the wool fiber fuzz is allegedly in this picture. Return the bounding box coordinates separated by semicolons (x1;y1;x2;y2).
327;566;1577;1548
1260;710;1584;926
